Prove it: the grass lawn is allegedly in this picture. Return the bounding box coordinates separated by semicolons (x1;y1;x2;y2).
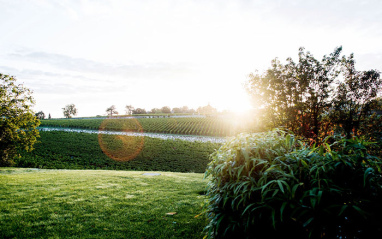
0;168;208;239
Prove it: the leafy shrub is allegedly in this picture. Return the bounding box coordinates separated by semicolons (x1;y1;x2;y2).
204;129;382;238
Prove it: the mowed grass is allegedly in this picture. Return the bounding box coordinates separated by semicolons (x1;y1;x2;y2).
0;168;208;239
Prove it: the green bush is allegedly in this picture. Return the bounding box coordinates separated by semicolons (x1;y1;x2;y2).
204;129;382;238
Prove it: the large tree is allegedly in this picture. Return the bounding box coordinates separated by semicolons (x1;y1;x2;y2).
248;47;341;139
161;106;172;114
106;105;118;116
331;53;382;138
247;46;381;141
172;107;182;114
125;105;134;115
62;104;77;118
197;104;217;115
150;108;160;114
0;74;40;166
133;108;146;114
35;111;45;120
181;106;189;113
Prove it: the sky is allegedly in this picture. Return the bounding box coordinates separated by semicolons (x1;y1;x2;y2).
1;0;382;118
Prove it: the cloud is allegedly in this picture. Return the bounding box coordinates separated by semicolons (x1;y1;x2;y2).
7;50;192;82
0;65;105;94
0;48;203;117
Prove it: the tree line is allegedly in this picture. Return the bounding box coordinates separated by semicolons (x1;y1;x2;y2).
42;103;219;118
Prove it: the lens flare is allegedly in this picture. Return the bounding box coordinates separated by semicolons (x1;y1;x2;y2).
98;118;144;162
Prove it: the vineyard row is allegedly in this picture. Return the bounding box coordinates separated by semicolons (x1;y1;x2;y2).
40;117;253;137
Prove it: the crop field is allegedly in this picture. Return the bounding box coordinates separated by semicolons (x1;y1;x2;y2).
40;117;254;137
0;168;208;239
16;131;222;173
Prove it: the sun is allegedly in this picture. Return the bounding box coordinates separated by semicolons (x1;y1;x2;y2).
230;98;253;114
215;86;253;115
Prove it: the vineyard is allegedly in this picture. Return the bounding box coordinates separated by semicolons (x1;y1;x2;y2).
16;131;221;173
19;116;255;173
39;117;255;137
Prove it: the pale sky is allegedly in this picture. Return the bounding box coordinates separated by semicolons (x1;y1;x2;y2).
1;0;381;117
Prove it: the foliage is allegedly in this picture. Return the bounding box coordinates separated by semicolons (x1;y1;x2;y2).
125;104;134;115
150;108;161;113
0;74;40;166
106;105;118;116
62;104;77;118
197;104;217;115
171;106;193;114
161;106;172;114
35;111;45;120
173;107;182;113
330;54;382;138
204;129;382;238
133;108;147;114
0;168;208;238
17;131;221;173
247;47;381;142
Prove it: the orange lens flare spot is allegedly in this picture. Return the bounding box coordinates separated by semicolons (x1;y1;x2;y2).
98;118;144;162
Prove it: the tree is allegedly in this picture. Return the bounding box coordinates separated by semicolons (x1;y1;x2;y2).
197;104;217;115
62;104;77;118
161;106;171;114
0;74;40;166
48;113;51;119
133;108;146;114
172;107;182;113
106;105;118;116
35;111;45;120
150;108;160;114
331;53;382;138
125;105;134;115
247;47;342;140
247;46;381;142
181;106;189;113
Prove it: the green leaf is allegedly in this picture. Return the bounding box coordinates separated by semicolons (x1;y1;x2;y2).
280;202;287;221
339;205;348;216
272;189;279;197
303;217;314;228
291;183;300;199
317;190;323;205
352;205;367;218
271;208;276;229
300;159;308;167
277;180;285;194
363;167;374;187
215;214;225;230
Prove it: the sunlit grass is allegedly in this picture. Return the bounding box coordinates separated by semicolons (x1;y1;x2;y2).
0;168;208;238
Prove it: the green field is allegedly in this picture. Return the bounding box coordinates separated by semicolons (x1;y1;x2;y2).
16;131;221;173
5;118;230;238
40;117;254;137
0;168;208;239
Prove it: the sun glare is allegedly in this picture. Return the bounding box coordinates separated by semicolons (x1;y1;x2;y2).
219;88;253;115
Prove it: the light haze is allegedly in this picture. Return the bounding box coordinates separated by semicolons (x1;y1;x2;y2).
1;0;381;117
